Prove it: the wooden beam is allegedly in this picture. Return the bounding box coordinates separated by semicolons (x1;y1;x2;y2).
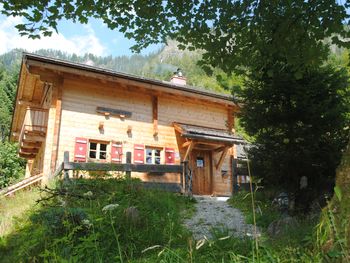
50;78;64;177
23;134;45;142
18;100;40;108
183;141;195;161
227;107;234;133
96;106;132;118
181;141;192;148
152;96;158;136
20;148;39;154
21;142;42;149
216;146;230;170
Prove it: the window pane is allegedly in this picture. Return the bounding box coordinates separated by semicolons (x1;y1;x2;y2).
155;157;161;165
155;149;161;157
100;143;107;151
99;151;106;160
146;156;153;164
89;151;96;159
90;142;97;150
146;148;152;157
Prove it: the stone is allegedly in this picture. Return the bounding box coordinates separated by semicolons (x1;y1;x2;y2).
124;206;140;224
267;216;298;237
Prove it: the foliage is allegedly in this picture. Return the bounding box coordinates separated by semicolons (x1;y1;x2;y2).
1;177;348;262
316;141;350;260
229;190;280;229
0;178;194;262
0;142;25;188
1;1;350;75
239;65;350;206
0;64;18;141
0;188;41;237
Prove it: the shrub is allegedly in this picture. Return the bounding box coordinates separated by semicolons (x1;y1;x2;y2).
0;142;25;188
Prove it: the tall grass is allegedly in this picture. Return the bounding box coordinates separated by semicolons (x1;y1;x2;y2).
0;177;346;262
0;188;41;237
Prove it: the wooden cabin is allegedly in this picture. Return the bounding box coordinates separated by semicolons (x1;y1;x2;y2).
10;53;242;196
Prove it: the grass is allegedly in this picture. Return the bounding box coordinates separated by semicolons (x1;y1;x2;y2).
0;188;41;237
0;178;347;262
0;178;195;262
228;190;280;229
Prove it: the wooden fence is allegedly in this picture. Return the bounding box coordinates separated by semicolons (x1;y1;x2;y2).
53;151;193;195
232;158;250;192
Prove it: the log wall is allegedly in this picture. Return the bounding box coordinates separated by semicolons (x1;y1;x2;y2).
35;76;234;195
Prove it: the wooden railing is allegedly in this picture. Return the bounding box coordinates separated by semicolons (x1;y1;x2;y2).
0;174;43;197
19;107;48;142
55;151;193;195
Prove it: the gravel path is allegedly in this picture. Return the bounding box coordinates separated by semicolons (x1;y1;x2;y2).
183;195;258;240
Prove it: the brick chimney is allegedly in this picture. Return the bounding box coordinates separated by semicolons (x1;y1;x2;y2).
170;68;186;86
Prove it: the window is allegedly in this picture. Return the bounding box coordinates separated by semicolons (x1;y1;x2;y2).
145;147;161;164
89;141;107;160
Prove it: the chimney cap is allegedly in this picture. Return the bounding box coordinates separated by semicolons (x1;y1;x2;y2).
174;68;183;77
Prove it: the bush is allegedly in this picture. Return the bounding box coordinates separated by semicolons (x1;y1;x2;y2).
0;178;193;262
0;142;25;188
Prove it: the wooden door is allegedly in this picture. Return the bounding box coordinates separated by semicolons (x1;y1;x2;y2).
190;150;212;195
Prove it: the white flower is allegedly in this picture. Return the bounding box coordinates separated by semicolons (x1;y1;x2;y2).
82;219;92;228
83;191;93;197
196;239;206;250
102;203;119;213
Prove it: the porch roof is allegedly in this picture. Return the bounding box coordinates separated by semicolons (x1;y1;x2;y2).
173;122;244;144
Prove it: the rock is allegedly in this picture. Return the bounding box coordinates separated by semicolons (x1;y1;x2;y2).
267;216;298;237
124;206;140;224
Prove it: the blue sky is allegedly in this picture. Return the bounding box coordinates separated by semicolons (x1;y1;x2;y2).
0;14;162;57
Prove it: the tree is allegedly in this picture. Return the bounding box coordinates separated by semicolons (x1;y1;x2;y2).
1;1;350;74
0;141;25;188
239;65;349;204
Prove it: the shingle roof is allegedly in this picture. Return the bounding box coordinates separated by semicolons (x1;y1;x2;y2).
174;122;245;144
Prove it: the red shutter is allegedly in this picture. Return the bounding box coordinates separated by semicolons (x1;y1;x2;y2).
111;141;123;163
74;137;87;162
165;147;175;165
133;144;144;164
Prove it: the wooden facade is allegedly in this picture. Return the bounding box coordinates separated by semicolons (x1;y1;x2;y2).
11;53;240;196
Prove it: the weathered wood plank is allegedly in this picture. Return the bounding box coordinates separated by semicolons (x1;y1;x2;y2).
53;162;64;177
96;106;132;118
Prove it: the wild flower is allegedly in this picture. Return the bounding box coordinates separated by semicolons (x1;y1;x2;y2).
82;219;92;228
58;197;66;207
83;191;93;197
102;203;119;213
196;239;206;250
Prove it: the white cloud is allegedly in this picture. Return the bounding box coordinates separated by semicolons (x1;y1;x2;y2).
0;16;107;56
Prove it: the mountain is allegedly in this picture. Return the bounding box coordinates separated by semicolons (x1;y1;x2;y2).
0;43;241;140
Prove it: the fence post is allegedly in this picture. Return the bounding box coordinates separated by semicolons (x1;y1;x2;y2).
63;151;69;180
231;158;236;194
181;161;187;193
126;151;132;179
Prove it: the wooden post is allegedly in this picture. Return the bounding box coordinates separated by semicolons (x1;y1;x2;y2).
63;151;69;180
152;96;158;136
126;151;132;178
181;161;187;193
232;158;238;194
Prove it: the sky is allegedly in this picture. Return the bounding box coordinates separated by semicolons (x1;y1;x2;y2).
0;14;162;57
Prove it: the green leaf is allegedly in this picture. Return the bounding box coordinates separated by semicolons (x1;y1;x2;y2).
334;186;342;201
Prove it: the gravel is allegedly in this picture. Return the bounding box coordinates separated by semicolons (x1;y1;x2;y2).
183;195;258;240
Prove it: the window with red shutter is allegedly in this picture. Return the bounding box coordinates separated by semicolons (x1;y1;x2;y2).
74;137;87;162
111;141;123;163
134;144;145;164
165;147;175;165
